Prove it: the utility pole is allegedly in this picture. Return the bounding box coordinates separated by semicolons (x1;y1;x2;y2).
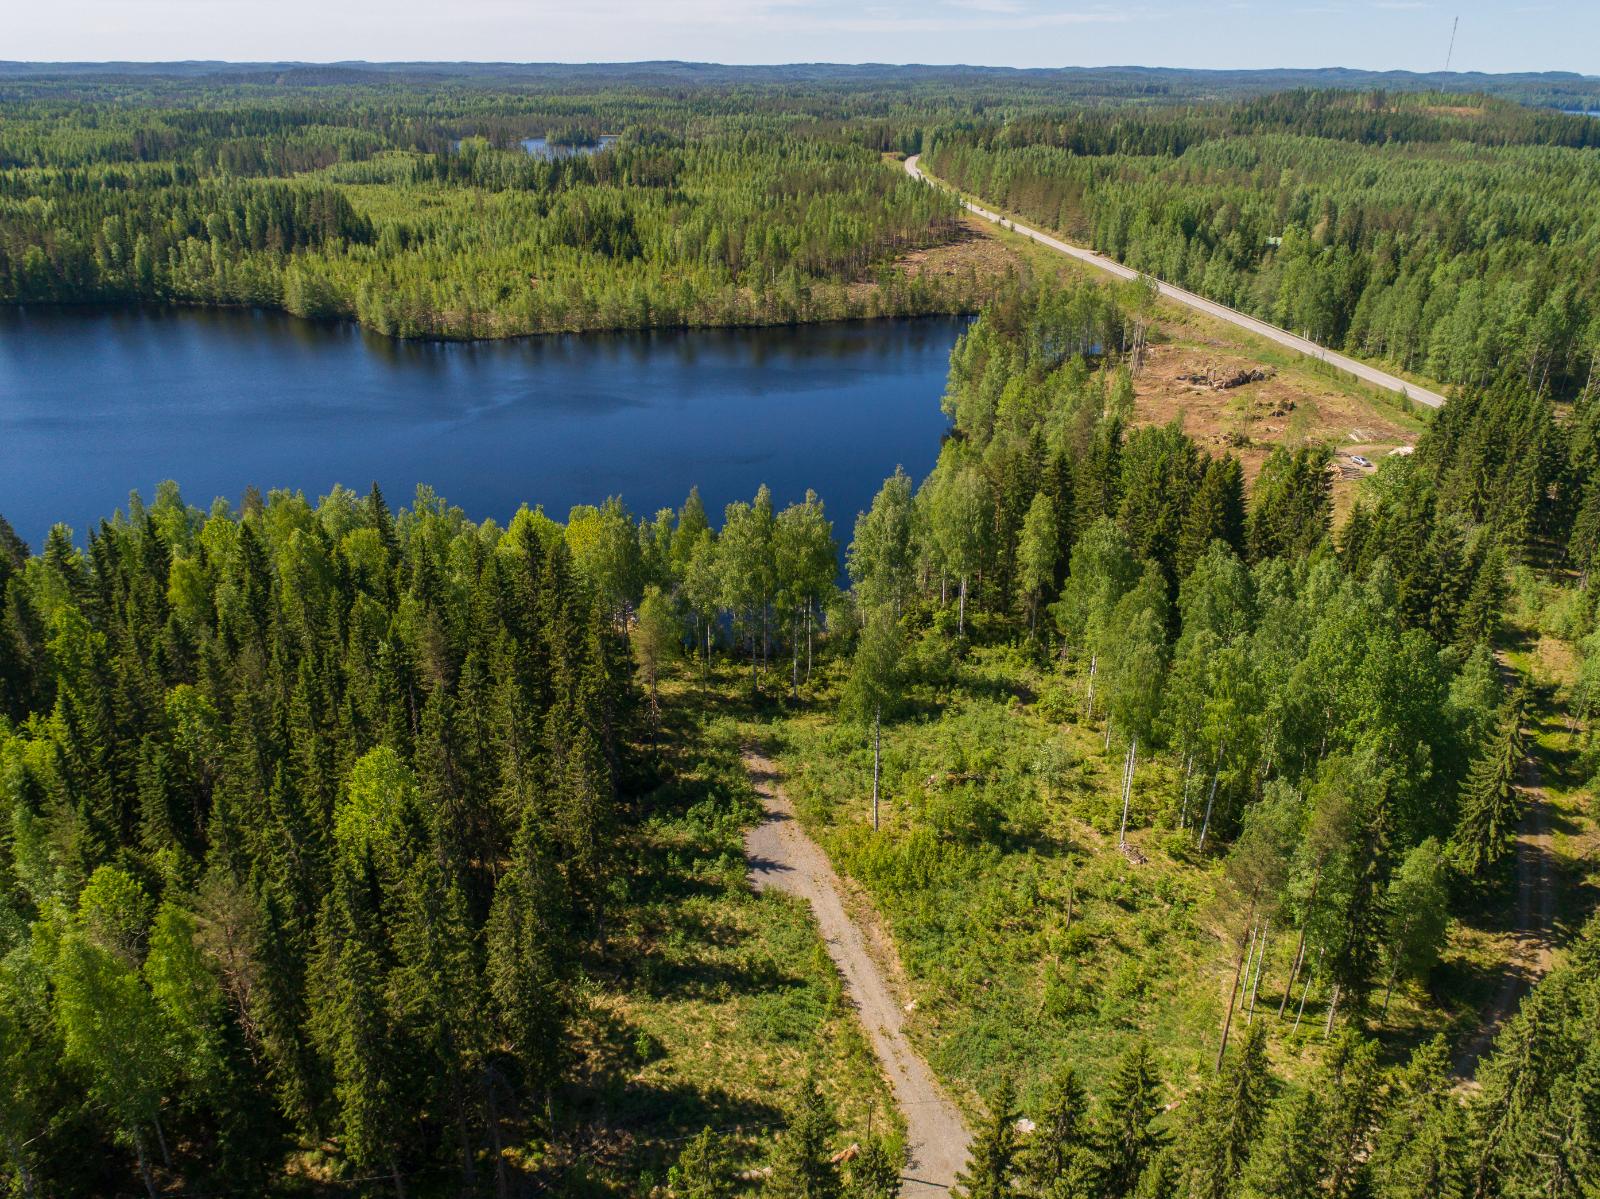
1444;15;1459;71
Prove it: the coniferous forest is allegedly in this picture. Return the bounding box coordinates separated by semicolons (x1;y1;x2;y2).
2;61;1600;1199
923;91;1600;400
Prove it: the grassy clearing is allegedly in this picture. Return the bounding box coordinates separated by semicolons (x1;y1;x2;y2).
738;627;1571;1118
560;699;899;1193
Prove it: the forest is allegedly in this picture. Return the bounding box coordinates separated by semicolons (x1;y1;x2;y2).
2;263;1598;1195
923;91;1600;402
7;77;1600;351
0;84;976;337
3;66;1600;1199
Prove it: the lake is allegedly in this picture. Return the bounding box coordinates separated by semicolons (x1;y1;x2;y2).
451;135;619;157
0;307;963;550
520;135;619;159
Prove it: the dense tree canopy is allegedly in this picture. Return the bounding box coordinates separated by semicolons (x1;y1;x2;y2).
926;91;1600;402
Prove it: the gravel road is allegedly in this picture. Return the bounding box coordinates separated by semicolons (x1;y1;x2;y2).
744;749;971;1195
904;154;1448;411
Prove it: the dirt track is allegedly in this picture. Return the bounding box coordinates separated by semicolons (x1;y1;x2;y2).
743;749;971;1195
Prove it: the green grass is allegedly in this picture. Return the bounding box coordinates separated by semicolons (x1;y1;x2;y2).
615;580;1592;1145
759;633;1497;1116
558;704;900;1194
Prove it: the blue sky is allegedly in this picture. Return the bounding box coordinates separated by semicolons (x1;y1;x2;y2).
11;0;1597;75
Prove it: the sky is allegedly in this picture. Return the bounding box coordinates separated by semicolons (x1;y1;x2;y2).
9;0;1597;75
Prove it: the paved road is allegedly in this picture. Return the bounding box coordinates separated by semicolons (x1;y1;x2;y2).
904;154;1448;411
744;749;970;1195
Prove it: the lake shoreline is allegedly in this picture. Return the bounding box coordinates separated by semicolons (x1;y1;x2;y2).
1;294;985;347
1;306;964;551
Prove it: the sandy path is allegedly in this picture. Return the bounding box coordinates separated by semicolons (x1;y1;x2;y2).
743;749;971;1195
903;154;1448;411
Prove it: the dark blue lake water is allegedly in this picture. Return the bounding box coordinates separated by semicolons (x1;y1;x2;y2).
0;307;962;549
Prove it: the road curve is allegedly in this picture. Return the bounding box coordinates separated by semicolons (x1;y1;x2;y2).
744;749;971;1195
904;154;1448;411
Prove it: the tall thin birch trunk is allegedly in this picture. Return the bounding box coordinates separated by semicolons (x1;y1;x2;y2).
1216;892;1258;1069
153;1113;171;1168
1278;867;1321;1017
133;1130;156;1199
806;601;814;680
872;705;882;830
1118;738;1136;848
1246;919;1269;1025
1293;949;1323;1035
1198;740;1226;852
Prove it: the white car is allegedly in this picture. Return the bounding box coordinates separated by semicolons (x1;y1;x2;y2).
1350;455;1373;468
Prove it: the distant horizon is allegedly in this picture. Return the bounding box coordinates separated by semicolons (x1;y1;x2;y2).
4;59;1598;89
9;0;1599;77
3;58;1598;77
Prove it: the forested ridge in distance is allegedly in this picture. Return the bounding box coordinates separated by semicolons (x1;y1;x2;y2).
1;64;1600;1199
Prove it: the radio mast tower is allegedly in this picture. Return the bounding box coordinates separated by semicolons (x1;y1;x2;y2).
1444;15;1459;71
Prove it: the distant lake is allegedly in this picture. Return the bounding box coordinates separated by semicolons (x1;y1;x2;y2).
1560;109;1600;117
0;307;963;549
449;135;619;157
520;134;619;159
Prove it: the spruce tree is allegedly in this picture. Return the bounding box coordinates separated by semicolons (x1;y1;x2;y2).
956;1075;1019;1199
1018;1063;1093;1198
309;851;409;1195
1451;697;1527;879
1095;1043;1164;1199
1370;1036;1466;1199
849;1137;903;1199
1233;1090;1323;1199
486;820;568;1118
768;1068;843;1199
1175;1022;1272;1199
671;1127;735;1199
